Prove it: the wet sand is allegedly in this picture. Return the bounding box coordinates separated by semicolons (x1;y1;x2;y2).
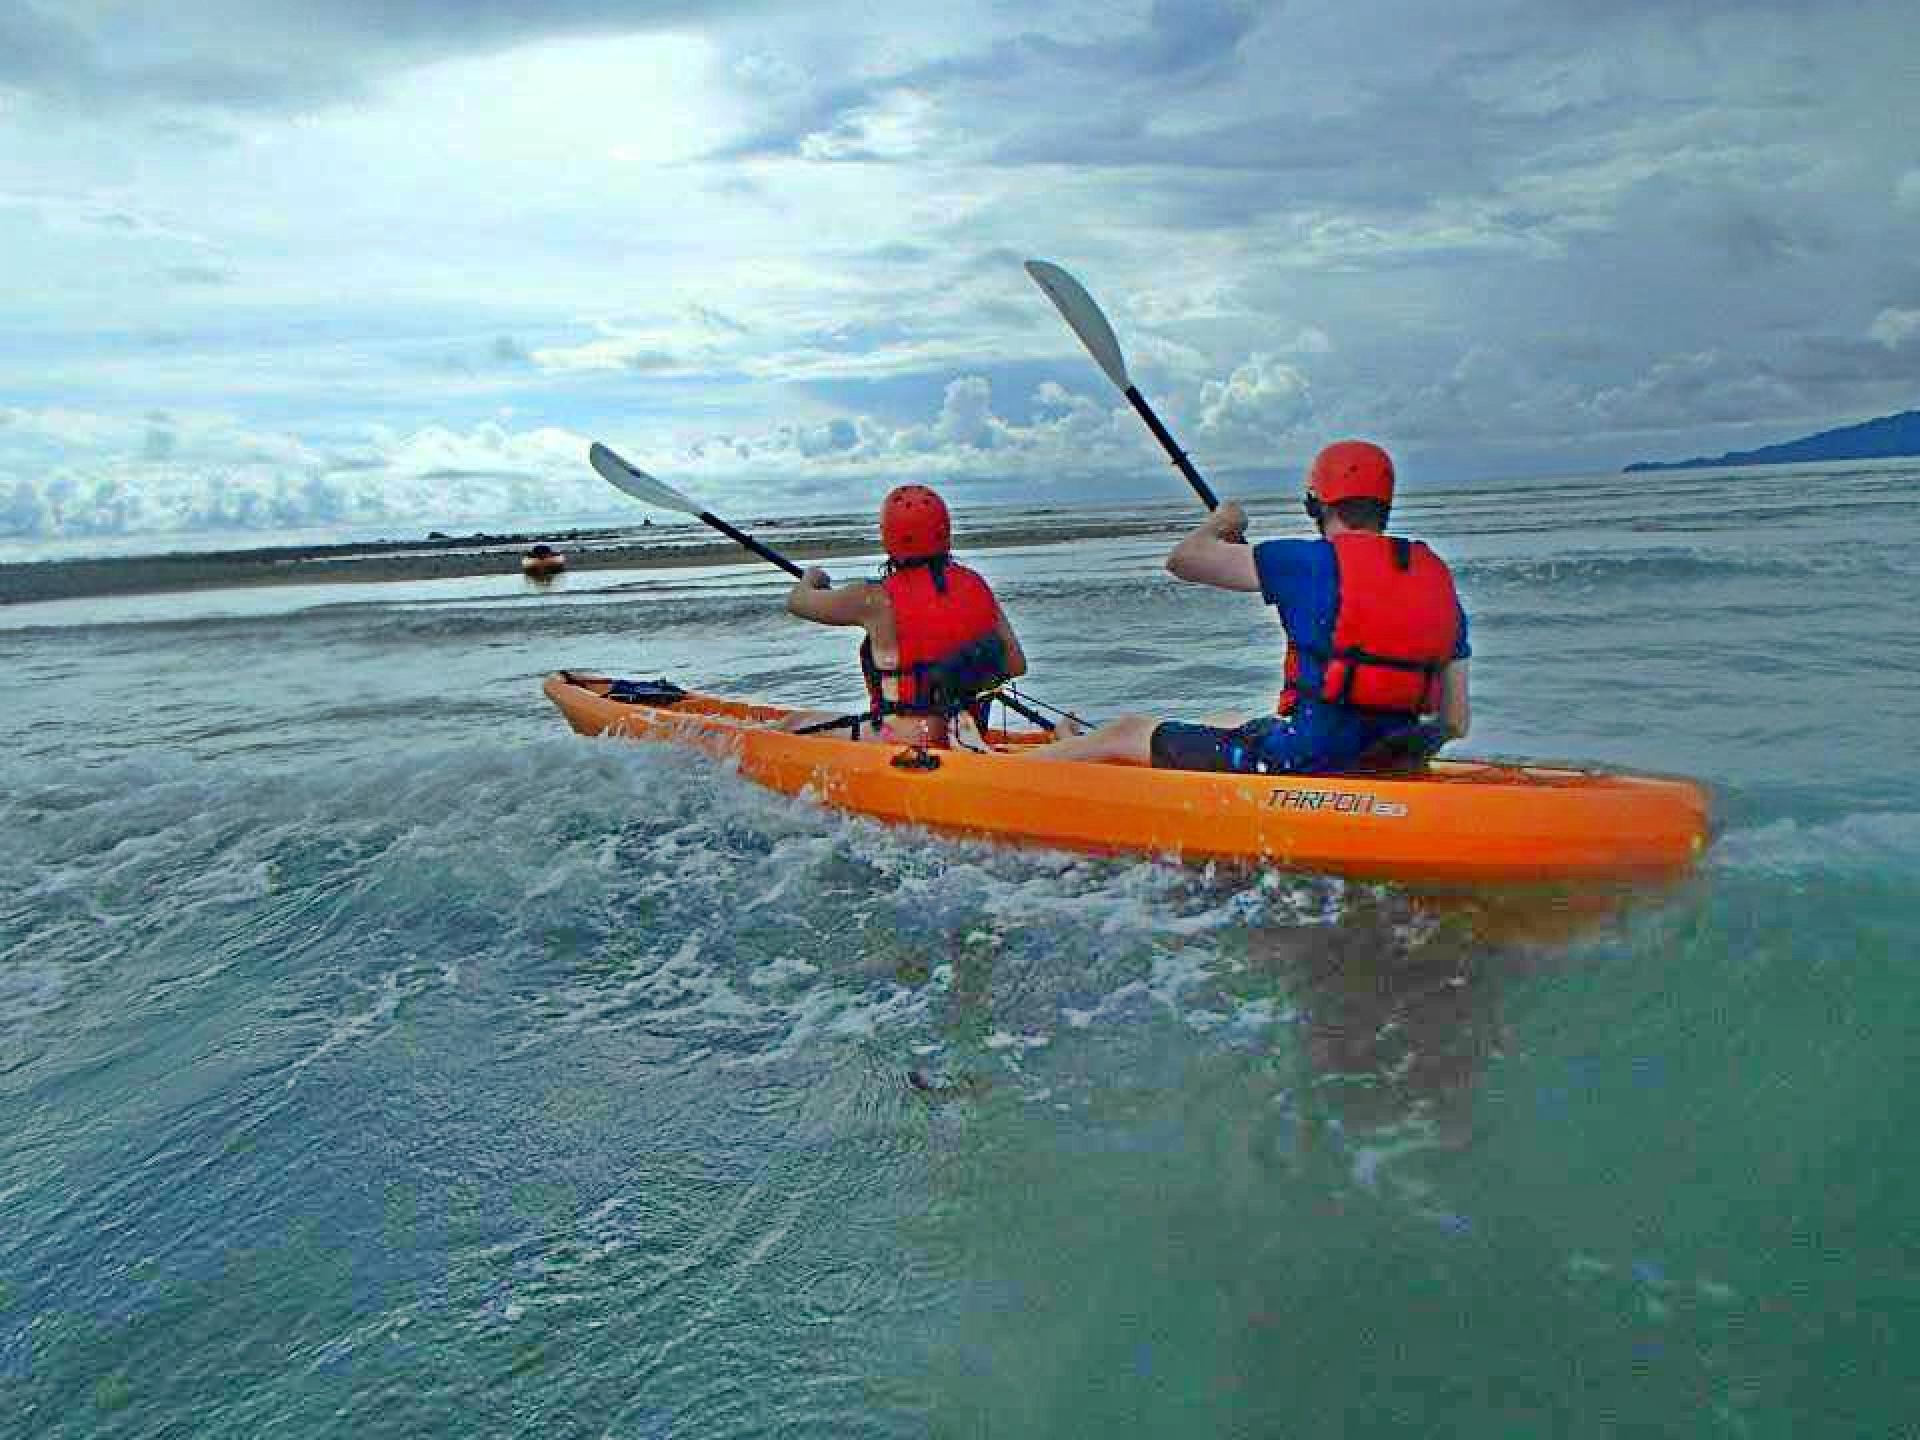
0;515;1185;606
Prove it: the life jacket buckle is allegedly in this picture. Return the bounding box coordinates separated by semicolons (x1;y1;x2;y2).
890;745;942;771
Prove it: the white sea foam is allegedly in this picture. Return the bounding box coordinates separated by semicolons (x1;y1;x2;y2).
492;749;1322;1078
281;962;454;1090
1711;810;1920;876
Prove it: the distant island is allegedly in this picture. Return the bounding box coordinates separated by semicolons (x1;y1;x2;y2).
1625;408;1920;472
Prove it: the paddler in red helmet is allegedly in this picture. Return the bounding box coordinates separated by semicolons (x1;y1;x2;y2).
779;484;1027;748
1025;440;1471;773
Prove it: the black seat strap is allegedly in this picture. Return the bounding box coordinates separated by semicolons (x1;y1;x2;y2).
791;712;870;738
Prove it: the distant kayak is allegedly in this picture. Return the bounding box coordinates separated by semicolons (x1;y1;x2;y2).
522;544;566;578
543;673;1712;886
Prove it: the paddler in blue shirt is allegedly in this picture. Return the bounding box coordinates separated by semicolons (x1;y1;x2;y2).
1023;440;1471;774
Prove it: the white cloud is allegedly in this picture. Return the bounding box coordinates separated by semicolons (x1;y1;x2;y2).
0;406;145;449
1868;308;1920;350
793;416;859;457
530;330;701;376
0;383;1139;540
670;375;1149;489
357;421;586;480
932;376;994;449
0;409;600;539
799;89;937;161
1581;351;1803;434
6;0;1919;549
1197;354;1313;442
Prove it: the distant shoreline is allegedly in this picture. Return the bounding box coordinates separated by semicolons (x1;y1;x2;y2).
1625;408;1920;472
0;516;1184;605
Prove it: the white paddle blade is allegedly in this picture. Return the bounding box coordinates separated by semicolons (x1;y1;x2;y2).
1025;259;1130;391
588;442;703;516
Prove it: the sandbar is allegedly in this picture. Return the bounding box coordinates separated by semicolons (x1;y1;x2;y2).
0;515;1184;605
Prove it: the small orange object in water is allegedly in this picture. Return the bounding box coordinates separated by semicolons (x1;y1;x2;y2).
522;544;566;578
543;674;1711;888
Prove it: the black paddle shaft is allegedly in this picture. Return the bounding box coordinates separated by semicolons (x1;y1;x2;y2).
1124;386;1219;510
698;511;805;578
988;690;1056;733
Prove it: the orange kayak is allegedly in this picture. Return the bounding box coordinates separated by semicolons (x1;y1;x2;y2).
542;673;1711;886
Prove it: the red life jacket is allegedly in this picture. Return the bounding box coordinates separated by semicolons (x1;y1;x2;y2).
860;558;1011;720
1280;533;1461;717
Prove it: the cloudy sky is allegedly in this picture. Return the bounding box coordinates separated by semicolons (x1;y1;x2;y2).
3;0;1917;546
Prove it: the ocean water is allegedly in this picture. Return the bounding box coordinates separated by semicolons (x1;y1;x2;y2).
2;464;1916;1437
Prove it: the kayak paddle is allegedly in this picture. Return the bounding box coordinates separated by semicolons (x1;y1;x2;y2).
589;442;805;577
1025;259;1221;511
589;441;1073;734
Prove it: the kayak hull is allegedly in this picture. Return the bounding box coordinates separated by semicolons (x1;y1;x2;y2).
541;674;1711;886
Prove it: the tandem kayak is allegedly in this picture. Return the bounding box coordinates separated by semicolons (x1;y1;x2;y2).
542;673;1712;886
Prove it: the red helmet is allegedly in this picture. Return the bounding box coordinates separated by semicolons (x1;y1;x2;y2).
880;484;951;561
1307;440;1395;506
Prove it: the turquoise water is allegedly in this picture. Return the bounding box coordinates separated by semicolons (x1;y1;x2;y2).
2;465;1916;1437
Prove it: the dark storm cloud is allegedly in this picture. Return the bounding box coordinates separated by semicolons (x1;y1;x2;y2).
163;262;236;285
0;3;360;110
1134;0;1260;74
688;304;752;335
1778;335;1920;386
7;0;1918;502
703;81;889;163
711;0;1259;162
620;350;679;373
860;242;937;263
1700;210;1818;271
976;0;1258;84
142;415;177;460
148;116;248;148
956;247;1028;275
290;0;755;37
986;69;1559;201
0;2;86;84
0;0;779;111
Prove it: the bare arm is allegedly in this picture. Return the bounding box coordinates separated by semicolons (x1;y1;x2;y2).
1166;501;1262;593
1439;660;1470;739
994;609;1027;679
785;568;878;626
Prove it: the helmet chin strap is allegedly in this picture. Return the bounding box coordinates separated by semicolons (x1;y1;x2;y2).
883;551;951;572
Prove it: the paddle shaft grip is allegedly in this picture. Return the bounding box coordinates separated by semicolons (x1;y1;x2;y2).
699;511;805;578
990;690;1056;733
1124;386;1219;510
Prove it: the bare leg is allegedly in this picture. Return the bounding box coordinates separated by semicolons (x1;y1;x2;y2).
773;710;958;748
1016;713;1159;764
952;711;990;750
772;708;855;735
1197;709;1252;728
